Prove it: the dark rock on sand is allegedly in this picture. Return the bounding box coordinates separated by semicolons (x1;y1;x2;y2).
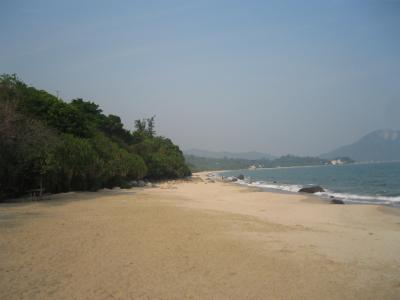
298;186;325;193
237;174;245;180
129;180;138;187
330;199;345;204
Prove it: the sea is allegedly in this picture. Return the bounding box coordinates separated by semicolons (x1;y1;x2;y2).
218;161;400;207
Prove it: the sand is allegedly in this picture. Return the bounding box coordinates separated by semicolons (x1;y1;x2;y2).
1;172;400;299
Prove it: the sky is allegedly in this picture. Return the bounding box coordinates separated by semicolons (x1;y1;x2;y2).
1;0;400;156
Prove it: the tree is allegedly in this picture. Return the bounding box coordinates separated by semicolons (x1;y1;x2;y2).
132;136;191;179
134;118;147;133
0;74;190;200
147;115;156;137
0;101;58;197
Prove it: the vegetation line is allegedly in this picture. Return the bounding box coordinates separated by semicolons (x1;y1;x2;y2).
0;74;190;200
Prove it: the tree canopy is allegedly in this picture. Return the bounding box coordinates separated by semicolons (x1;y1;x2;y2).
0;74;190;200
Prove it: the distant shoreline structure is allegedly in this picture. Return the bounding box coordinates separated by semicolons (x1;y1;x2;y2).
185;153;354;173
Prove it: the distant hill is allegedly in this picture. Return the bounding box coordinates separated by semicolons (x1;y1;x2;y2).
185;154;335;172
184;149;275;160
320;129;400;162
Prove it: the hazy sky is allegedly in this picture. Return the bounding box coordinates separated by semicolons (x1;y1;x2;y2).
1;0;400;156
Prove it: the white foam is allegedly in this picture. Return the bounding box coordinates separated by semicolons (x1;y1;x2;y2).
236;179;303;193
232;178;400;206
316;191;400;205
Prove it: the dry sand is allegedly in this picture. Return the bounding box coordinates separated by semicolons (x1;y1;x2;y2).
1;172;400;299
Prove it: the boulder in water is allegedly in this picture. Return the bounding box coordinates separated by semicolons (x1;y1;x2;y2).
298;186;325;193
330;198;345;204
237;174;245;180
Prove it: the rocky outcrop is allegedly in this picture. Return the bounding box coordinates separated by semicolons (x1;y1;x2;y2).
298;186;325;193
128;180;149;187
330;198;345;204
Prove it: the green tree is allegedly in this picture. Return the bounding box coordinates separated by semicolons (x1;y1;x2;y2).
0;101;58;197
0;74;190;200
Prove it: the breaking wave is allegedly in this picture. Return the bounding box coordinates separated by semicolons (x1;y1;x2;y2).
217;175;400;207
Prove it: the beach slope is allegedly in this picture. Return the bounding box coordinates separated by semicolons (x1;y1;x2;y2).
1;173;399;299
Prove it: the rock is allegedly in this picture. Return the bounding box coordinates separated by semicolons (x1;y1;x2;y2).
231;177;238;182
137;180;146;187
237;174;245;180
298;186;325;193
145;182;152;187
330;198;345;204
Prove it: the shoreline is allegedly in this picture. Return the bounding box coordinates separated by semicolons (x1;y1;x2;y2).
1;173;400;299
212;165;400;207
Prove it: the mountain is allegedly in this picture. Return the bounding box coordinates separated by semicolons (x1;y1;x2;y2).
184;149;275;160
320;129;400;162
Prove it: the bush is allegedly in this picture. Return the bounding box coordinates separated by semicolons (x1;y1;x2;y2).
0;74;190;199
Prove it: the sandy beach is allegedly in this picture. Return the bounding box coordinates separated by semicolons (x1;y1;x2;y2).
1;172;400;299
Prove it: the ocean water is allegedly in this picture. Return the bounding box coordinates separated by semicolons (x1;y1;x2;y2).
219;162;400;206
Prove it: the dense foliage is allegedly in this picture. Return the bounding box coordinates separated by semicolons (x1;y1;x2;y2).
0;74;190;199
